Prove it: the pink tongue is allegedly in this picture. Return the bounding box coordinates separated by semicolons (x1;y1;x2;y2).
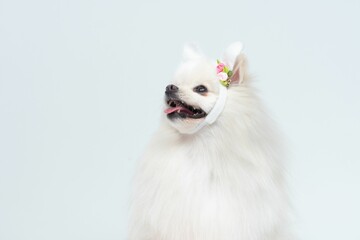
164;106;192;114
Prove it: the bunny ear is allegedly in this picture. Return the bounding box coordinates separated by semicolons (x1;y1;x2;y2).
182;42;202;61
222;42;243;69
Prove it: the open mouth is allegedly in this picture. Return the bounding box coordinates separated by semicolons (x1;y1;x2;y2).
164;98;207;119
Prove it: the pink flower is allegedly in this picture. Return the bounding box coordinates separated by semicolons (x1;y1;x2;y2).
217;72;228;81
216;63;225;73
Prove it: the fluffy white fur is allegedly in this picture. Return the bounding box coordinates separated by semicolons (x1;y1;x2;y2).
129;43;292;240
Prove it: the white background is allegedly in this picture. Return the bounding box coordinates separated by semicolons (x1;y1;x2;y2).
0;0;359;239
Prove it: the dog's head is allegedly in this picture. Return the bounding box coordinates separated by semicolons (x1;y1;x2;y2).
164;42;247;134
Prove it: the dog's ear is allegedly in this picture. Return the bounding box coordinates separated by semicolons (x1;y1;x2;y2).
182;43;202;61
223;42;247;85
229;53;248;85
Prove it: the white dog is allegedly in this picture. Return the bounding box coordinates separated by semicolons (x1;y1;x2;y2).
129;42;292;240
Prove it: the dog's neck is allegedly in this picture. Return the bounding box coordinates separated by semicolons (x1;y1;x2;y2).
160;110;283;173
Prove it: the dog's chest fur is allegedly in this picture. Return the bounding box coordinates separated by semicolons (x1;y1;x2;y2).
130;128;289;240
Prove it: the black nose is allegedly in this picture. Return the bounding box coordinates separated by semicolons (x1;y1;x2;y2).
165;84;179;93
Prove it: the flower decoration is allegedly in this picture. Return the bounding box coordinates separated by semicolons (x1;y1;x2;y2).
216;60;233;87
216;62;225;73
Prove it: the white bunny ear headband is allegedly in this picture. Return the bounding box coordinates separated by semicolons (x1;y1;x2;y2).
183;42;244;134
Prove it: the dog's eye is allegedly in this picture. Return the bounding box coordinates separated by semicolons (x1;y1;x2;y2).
193;85;208;94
